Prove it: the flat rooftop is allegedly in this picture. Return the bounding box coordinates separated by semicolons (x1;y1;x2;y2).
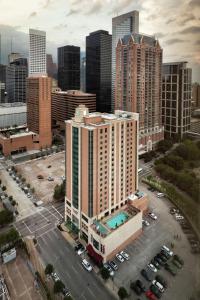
52;90;95;96
0;103;27;115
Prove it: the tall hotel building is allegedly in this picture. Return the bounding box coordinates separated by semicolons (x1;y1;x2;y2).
112;11;139;111
65;105;148;263
115;33;164;154
29;29;46;76
162;62;192;139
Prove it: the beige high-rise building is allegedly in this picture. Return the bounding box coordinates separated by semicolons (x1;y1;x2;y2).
65;105;148;263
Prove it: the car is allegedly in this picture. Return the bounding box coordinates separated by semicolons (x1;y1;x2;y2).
161;245;173;257
120;250;129;260
164;263;176;276
104;263;114;277
147;263;157;273
62;287;71;297
169;207;179;215
61;175;65;181
152;280;164;293
155;275;167;288
154;256;165;266
157;193;164;198
160;250;170;259
48;176;54;181
157;253;167;263
37;174;44;179
27;193;32;198
148;212;158;220
174;254;184;265
142;219;150;226
116;253;124;263
74;243;83;251
141;269;151;282
77;245;85;255
51;272;60;282
82;259;92;272
175;214;184;220
108;260;118;271
150;284;162;299
136;280;146;292
145;290;157;300
130;282;142;295
151;259;160;269
172;258;182;269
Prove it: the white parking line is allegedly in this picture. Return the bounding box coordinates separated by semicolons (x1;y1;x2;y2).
22;221;33;233
43;207;59;220
51;205;63;218
38;211;50;222
38;227;54;237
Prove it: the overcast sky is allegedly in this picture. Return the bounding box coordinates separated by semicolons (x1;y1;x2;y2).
0;0;199;81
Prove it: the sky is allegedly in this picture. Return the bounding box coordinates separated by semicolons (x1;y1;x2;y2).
0;0;200;81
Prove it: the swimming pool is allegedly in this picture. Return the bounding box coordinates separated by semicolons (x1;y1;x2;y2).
106;211;129;229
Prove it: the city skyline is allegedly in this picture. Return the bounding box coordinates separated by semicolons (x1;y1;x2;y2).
0;0;199;81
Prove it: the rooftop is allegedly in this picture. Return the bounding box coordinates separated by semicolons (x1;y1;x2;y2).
52;90;95;96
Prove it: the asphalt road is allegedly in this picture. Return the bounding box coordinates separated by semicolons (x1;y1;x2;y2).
15;202;115;300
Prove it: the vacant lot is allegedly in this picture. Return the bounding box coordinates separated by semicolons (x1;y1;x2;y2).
1;253;43;300
16;152;65;204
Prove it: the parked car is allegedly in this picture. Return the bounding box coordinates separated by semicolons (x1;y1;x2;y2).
62;287;71;297
27;193;32;198
161;245;173;257
148;212;158;220
141;269;151;281
82;259;92;272
104;263;114;277
164;263;176;276
116;253;124;263
169;207;179;215
172;258;182;269
155;275;167;288
160;250;170;260
120;250;129;260
151;259;160;269
51;272;60;282
145;290;157;300
48;176;54;181
150;284;162;299
157;253;167;263
152;280;164;293
135;280;146;292
147;263;157;273
175;214;184;220
77;245;85;256
174;254;184;265
157;193;164;198
108;260;118;271
74;243;83;252
130;282;142;295
142;219;150;226
154;255;165;266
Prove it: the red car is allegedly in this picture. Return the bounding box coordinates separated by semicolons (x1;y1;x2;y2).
145;290;157;300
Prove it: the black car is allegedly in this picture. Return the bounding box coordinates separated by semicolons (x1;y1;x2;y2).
62;287;71;297
154;255;165;266
141;269;151;282
136;280;146;292
155;274;168;288
161;250;170;259
150;284;162;299
157;253;168;263
108;260;118;271
74;243;83;251
151;258;160;269
130;282;142;295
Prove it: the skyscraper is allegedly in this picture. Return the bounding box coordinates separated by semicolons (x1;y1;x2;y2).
115;33;164;154
80;56;86;92
27;76;52;148
46;54;57;79
65;105;148;262
162;62;192;139
6;58;28;103
8;52;21;64
29;29;46;76
58;45;80;91
86;30;112;113
112;10;139;111
192;83;200;108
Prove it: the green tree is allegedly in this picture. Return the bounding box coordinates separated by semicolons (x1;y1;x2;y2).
2;186;6;191
0;228;19;248
45;264;54;275
118;287;128;299
9;195;13;201
11;200;16;206
164;154;184;171
100;267;110;280
0;209;14;226
157;139;173;153
53;280;65;294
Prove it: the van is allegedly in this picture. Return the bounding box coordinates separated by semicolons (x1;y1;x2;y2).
157;193;164;198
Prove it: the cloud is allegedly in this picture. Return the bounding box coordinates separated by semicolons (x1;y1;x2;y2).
165;38;185;45
43;0;51;9
178;13;196;26
53;24;68;30
189;0;200;8
154;32;166;39
166;18;176;24
180;26;200;34
29;11;37;18
66;8;79;16
85;0;103;15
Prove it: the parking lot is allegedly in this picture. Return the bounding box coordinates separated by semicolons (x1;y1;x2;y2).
110;183;200;300
16;152;65;204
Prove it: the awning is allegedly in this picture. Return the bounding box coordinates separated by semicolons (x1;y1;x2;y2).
86;244;103;264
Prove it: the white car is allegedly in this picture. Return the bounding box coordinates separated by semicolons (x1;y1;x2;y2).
104;263;114;277
161;245;173;256
77;246;85;255
27;193;32;198
142;219;150;226
82;259;92;272
51;272;60;282
48;176;54;181
120;250;129;261
61;175;65;181
116;253;124;263
147;263;158;273
152;280;164;293
157;192;165;198
175;214;184;221
148;212;158;220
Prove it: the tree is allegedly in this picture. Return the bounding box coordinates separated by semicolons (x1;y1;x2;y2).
53;280;65;294
2;186;6;191
100;267;110;280
11;200;16;206
9;196;13;201
157;139;173;153
0;228;19;248
45;264;54;275
164;154;184;171
0;209;14;226
118;287;128;299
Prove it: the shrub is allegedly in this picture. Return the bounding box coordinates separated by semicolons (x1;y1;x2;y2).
0;210;14;226
118;287;128;299
53;280;65;294
100;267;110;280
45;264;54;275
2;186;6;191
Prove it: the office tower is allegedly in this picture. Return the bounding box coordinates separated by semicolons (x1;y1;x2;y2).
27;76;52;147
162;62;192;139
80;57;86;92
86;30;112;113
115;33;164;153
6;58;28;103
65;105;148;262
0;82;5;103
46;54;57;79
58;45;80;91
29;29;46;76
112;10;139;111
192;83;200;108
52;90;96;127
0;64;6;83
8;52;21;64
